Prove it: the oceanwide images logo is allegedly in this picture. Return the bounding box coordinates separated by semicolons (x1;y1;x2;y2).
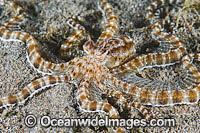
24;114;176;129
39;116;148;129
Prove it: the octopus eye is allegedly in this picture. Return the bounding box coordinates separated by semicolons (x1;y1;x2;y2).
100;48;108;55
83;40;96;54
102;50;109;55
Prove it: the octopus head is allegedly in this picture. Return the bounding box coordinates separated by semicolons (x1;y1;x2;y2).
83;35;109;62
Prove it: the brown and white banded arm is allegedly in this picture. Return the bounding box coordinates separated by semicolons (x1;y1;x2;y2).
59;16;86;59
146;0;184;26
0;1;72;74
0;27;70;74
151;22;183;46
104;89;152;121
2;1;26;28
110;46;186;75
107;70;200;107
76;80;125;132
182;54;200;83
0;75;70;109
111;0;187;75
97;0;118;45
